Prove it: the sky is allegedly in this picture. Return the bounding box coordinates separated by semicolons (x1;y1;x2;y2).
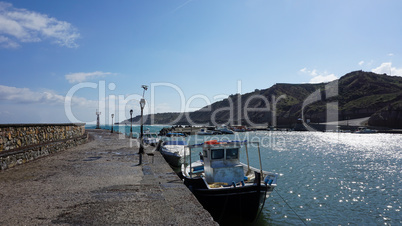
1;0;402;124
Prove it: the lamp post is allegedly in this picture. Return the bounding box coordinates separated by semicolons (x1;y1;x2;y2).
95;109;101;129
111;114;114;133
138;85;148;165
139;99;146;153
129;109;133;137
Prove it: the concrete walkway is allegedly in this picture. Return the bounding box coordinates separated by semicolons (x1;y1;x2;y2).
0;129;217;225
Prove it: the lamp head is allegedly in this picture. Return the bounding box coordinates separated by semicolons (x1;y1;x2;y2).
130;109;133;115
140;98;146;108
111;114;114;118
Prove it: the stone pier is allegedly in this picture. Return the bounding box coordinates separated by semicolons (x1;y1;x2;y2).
0;129;217;225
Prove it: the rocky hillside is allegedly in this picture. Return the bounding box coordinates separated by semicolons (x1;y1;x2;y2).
123;71;402;129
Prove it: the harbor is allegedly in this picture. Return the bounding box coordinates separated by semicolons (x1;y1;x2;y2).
0;124;401;225
160;128;402;225
105;124;401;225
2;1;402;225
0;129;217;225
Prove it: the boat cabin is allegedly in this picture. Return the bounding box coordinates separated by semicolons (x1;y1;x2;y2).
202;140;245;184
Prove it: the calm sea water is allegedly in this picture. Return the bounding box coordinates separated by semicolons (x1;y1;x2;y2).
244;131;402;226
88;125;402;225
86;124;164;135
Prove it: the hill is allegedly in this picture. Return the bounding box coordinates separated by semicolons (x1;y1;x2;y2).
122;71;402;129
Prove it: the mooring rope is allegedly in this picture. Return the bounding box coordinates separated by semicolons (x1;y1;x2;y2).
254;184;268;223
274;188;307;226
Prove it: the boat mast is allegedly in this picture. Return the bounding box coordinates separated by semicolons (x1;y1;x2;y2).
257;142;263;180
189;146;192;178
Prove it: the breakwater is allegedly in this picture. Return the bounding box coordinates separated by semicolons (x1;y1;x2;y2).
0;123;87;170
0;129;216;225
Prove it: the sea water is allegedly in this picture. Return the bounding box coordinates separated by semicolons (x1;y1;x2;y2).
88;125;401;225
86;124;165;136
199;131;401;225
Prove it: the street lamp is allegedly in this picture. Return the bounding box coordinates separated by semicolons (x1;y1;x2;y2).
129;109;133;136
138;85;148;165
95;109;101;129
111;114;114;133
139;98;146;152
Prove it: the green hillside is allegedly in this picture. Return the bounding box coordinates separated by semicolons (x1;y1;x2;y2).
123;71;402;129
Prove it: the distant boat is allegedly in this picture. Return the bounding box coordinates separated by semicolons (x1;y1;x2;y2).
232;125;247;132
217;125;234;134
143;129;160;146
197;128;214;135
160;133;189;167
182;140;278;223
354;127;377;134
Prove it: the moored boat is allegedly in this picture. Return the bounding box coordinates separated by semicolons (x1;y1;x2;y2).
197;128;214;135
182;140;278;223
143;129;160;146
231;125;247;132
354;127;378;133
160;133;189;167
216;124;234;134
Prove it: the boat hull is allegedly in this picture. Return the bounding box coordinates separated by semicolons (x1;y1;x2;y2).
183;176;273;223
160;141;189;167
160;150;182;167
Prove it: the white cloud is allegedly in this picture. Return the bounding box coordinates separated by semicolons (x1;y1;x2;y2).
0;84;99;107
310;69;318;76
300;67;338;83
0;34;19;48
388;53;394;56
65;71;114;83
0;84;115;123
0;84;65;103
358;60;364;66
371;62;402;76
309;74;338;83
0;2;80;48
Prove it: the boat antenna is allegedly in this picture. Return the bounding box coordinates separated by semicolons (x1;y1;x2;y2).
245;143;251;175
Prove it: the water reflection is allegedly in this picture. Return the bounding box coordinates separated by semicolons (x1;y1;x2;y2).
93;125;401;225
182;131;401;225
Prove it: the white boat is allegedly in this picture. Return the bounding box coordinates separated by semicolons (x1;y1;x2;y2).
143;129;160;146
182;140;278;223
217;124;234;134
160;133;189;167
354;127;377;133
197;128;214;135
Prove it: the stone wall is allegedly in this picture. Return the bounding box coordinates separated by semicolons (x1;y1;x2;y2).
0;123;87;170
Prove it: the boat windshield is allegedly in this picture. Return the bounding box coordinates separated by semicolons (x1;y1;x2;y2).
211;149;224;159
226;148;238;159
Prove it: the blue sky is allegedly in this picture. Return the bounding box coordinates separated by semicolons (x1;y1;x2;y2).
1;0;401;124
